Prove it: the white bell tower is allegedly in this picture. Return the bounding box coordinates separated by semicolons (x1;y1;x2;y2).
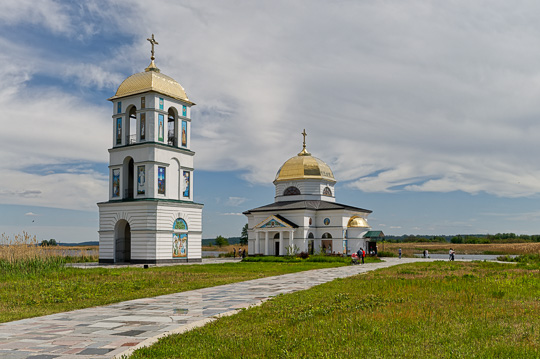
98;35;203;264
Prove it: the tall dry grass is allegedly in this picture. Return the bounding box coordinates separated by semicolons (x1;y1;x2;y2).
0;233;97;276
383;242;540;256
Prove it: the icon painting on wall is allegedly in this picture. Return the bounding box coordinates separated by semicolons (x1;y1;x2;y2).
181;121;187;147
116;118;122;145
137;166;145;195
173;233;188;258
112;169;120;197
140;113;145;140
183;171;190;197
158;114;164;142
158;167;166;195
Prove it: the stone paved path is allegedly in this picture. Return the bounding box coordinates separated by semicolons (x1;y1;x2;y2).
0;258;429;359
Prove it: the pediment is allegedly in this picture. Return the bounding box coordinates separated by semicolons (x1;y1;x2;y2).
255;215;295;229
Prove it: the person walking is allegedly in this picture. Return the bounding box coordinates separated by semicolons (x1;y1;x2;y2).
242;248;246;259
361;248;365;264
233;248;236;258
398;248;402;259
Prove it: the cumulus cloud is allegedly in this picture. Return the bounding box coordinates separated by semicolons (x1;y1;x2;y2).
2;0;540;218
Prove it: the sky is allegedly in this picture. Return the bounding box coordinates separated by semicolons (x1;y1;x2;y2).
2;1;540;243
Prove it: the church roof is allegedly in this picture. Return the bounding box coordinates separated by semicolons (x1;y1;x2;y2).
243;200;372;214
108;61;193;104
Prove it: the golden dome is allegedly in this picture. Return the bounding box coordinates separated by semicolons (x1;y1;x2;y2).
274;151;336;183
108;62;193;104
347;216;369;228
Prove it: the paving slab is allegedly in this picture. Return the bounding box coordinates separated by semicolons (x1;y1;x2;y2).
1;257;431;358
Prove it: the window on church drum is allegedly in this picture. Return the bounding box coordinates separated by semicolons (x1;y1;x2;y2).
322;232;332;239
308;232;314;239
283;186;301;196
323;186;332;196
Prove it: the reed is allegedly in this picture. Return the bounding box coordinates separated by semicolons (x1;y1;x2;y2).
0;233;98;276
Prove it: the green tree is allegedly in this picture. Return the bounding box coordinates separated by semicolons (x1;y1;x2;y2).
240;224;248;245
48;239;57;246
40;240;49;247
215;235;228;247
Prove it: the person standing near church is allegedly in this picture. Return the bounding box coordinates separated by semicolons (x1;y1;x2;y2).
398;248;402;259
361;248;365;264
233;248;236;258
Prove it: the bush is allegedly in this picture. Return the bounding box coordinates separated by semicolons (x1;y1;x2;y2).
298;251;309;259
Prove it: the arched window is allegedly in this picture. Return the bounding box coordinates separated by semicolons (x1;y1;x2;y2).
322;232;332;239
172;218;188;258
128;106;137;144
274;233;280;239
168;108;178;146
308;232;314;239
283;186;301;196
323;186;332;197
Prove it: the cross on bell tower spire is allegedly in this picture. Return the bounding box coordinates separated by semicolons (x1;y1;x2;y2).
145;34;160;72
147;34;159;61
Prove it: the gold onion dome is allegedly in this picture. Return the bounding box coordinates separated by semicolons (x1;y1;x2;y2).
108;34;192;103
108;65;192;103
347;216;369;228
274;129;335;183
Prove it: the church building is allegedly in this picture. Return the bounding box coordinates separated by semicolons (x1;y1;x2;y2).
243;130;373;256
98;35;203;264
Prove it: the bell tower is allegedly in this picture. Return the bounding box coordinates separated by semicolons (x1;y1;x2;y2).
98;35;203;264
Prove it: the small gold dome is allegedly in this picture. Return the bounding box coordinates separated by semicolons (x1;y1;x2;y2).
108;64;192;103
347;216;369;228
274;153;336;183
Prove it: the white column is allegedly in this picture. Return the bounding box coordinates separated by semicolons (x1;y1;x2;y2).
264;231;269;256
255;231;260;254
290;230;295;253
279;231;284;256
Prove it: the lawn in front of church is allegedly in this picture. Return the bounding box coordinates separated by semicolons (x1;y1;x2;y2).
0;261;348;323
129;260;540;359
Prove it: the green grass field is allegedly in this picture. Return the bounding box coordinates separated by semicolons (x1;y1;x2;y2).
129;261;540;359
0;261;346;323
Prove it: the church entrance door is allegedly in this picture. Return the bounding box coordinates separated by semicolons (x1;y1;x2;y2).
115;220;131;263
275;241;279;256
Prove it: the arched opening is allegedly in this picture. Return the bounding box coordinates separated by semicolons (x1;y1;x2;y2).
307;232;314;255
114;220;131;263
283;186;301;196
274;233;280;256
322;186;332;197
321;233;332;255
127;106;137;144
123;156;134;199
168;108;178;146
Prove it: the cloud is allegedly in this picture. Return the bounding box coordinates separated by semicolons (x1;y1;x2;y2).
25;212;39;216
220;212;244;216
226;197;248;206
2;0;540;219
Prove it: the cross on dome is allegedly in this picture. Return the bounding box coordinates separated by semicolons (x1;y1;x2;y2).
298;128;311;156
147;34;159;61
